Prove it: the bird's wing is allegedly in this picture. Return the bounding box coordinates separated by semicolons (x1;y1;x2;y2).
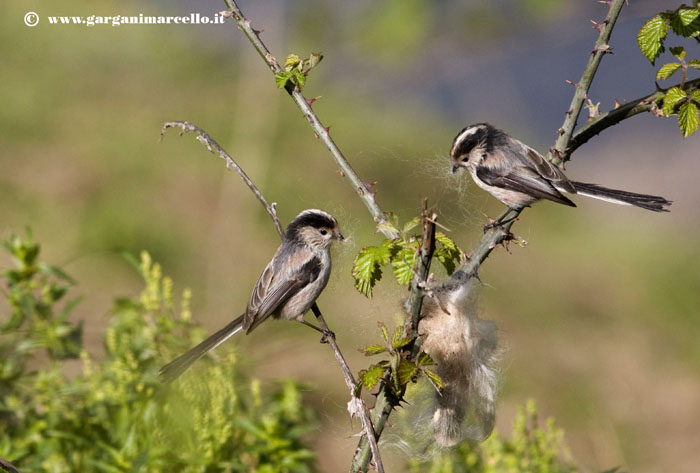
476;165;576;207
521;144;576;193
244;252;322;333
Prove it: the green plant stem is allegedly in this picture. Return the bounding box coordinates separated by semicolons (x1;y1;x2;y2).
223;0;399;240
551;0;626;165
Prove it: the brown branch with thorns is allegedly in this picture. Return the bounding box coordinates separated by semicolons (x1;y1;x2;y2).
215;0;670;470
160;121;384;473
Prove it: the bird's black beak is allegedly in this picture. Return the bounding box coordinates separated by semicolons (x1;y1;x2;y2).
452;165;460;174
337;233;345;241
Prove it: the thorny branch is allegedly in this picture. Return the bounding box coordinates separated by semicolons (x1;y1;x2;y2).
566;77;700;159
0;456;23;473
217;0;643;471
551;0;627;166
454;0;627;278
160;121;383;473
221;0;400;241
350;202;437;473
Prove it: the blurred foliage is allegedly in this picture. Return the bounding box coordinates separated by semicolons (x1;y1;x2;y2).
409;400;579;473
638;4;700;136
0;231;587;473
0;231;317;472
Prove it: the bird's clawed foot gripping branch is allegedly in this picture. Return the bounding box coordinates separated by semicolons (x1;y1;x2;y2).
157;0;697;471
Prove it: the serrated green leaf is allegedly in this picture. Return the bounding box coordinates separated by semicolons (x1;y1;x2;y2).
351;244;393;298
435;232;457;252
292;70;306;89
434;232;460;275
391;241;418;285
657;62;681;80
392;337;412;350
379;322;389;343
423;368;444;389
391;325;403;346
274;72;292;89
690;90;700;104
663;87;688;115
361;344;388;356
284;54;301;71
397;360;418;386
391;259;414;286
361;364;386;390
689;59;700;70
417;352;434;366
679;101;700;137
402;217;420;234
670;8;700;37
637;14;669;64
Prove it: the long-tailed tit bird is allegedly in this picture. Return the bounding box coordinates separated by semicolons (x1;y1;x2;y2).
159;209;343;383
450;123;672;218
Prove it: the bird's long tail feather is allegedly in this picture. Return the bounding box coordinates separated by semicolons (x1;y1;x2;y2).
159;315;245;383
567;181;672;212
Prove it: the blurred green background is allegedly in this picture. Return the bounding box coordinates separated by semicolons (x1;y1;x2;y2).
1;0;699;471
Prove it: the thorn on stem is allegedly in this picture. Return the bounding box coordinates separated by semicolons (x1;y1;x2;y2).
306;96;321;106
566;80;579;88
252;28;264;35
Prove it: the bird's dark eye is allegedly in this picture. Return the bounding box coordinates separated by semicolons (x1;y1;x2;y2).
320;229;328;235
482;153;487;159
461;156;468;162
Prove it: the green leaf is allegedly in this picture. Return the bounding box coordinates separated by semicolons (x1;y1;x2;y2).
38;263;76;284
656;62;681;80
670;7;700;38
274;71;292;89
391;337;412;350
434;232;461;275
292;70;306;89
689;59;700;70
351;243;394;298
417;352;434;366
378;322;389;343
391;242;418;286
423;368;444;389
637;13;669;64
361;344;387;356
663;87;687;115
284;54;302;71
376;220;400;235
679;101;700;137
690;90;700;104
361;364;386;390
401;217;420;234
397;360;418;386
